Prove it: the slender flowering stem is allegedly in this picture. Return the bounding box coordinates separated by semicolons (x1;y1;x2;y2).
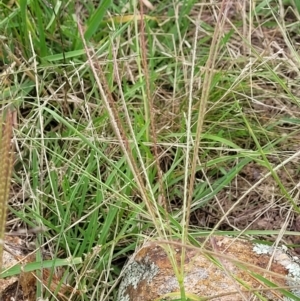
0;109;14;272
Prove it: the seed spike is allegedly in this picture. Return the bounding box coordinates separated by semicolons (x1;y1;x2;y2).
0;109;14;272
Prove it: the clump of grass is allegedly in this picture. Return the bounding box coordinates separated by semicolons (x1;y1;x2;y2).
1;0;300;300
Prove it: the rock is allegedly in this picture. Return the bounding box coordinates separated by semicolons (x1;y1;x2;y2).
0;236;27;301
118;236;300;301
0;235;72;300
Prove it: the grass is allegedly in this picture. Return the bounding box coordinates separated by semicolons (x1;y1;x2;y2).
1;0;300;300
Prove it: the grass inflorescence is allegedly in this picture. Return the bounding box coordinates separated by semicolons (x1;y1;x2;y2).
0;109;14;272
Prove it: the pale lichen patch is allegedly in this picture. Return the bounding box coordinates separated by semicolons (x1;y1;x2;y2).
117;259;159;301
184;267;208;286
157;275;178;295
252;243;273;255
253;243;300;300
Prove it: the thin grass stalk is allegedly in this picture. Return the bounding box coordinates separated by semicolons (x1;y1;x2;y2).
0;109;14;271
185;0;230;232
138;0;168;214
76;16;163;234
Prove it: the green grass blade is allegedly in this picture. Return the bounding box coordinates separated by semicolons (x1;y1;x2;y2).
84;0;112;40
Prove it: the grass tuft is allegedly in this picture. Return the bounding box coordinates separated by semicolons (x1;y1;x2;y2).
1;0;300;300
